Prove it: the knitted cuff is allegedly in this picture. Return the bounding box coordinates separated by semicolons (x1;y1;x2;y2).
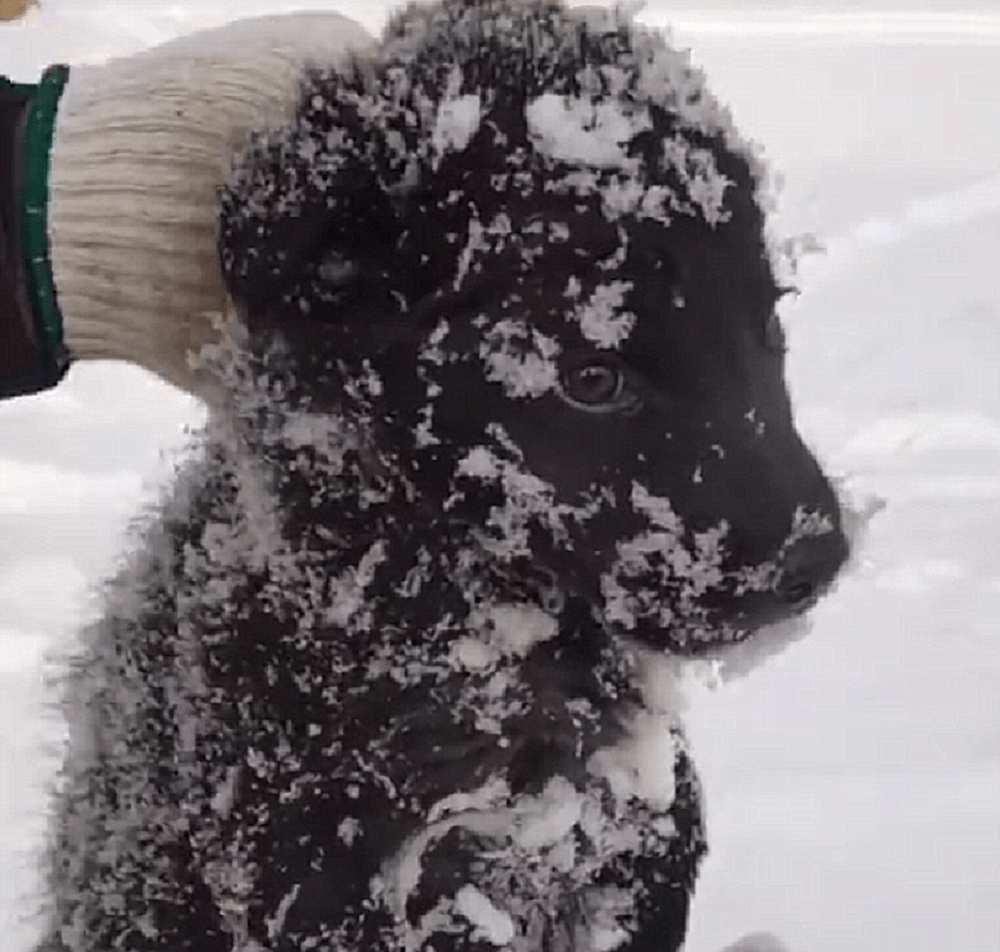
48;13;374;400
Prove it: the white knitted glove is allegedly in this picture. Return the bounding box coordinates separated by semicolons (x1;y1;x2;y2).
48;12;374;399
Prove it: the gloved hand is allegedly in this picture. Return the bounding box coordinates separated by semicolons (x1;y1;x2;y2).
0;12;374;402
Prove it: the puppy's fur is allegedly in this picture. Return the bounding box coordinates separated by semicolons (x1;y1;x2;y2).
38;3;848;952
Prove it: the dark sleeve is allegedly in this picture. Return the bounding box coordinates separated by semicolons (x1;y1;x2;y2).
0;71;70;399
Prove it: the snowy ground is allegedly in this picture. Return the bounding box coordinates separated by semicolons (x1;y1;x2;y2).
2;3;998;951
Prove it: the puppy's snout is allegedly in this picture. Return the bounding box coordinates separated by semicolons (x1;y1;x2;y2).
775;528;849;606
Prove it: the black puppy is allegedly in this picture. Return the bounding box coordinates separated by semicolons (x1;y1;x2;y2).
38;3;848;952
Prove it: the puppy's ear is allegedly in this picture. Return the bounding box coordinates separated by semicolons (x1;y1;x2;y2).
218;65;413;336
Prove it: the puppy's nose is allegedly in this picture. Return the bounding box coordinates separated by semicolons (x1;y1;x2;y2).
774;529;849;606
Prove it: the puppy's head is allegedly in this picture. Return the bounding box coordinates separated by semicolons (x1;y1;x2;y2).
220;0;848;654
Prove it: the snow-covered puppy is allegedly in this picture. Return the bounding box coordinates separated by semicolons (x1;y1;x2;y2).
38;3;849;952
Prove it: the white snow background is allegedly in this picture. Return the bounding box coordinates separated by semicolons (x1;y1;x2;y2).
1;2;998;951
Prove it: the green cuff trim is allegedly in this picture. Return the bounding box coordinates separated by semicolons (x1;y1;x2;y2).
21;64;70;368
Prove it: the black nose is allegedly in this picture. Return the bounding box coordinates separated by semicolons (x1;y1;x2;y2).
775;529;850;606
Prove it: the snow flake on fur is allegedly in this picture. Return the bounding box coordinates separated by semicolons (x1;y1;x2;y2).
480;319;562;398
431;81;482;161
571;281;636;349
524;92;652;169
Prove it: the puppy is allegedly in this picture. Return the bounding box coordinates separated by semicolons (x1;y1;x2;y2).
38;3;848;952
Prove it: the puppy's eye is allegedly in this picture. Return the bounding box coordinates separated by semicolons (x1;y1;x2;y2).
558;359;636;413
